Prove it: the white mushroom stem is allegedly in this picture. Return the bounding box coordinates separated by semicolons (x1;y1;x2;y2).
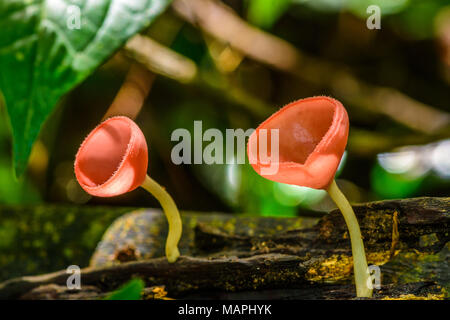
141;175;182;263
327;179;373;298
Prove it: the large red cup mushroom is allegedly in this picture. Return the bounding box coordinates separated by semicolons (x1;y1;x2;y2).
75;116;182;263
247;96;372;297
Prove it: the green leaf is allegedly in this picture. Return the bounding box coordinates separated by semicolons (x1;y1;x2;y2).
371;162;424;199
0;0;171;176
105;278;145;300
347;0;410;17
247;0;291;29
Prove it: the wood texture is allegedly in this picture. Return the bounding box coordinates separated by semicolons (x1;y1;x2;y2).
0;197;448;299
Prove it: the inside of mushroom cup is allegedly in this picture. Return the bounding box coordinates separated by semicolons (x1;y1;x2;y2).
262;99;335;164
76;119;132;187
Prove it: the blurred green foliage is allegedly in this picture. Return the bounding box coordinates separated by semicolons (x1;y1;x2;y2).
0;204;131;281
292;0;409;14
0;0;447;212
247;0;292;29
0;160;40;204
0;0;448;281
293;0;449;39
371;162;424;199
105;278;144;300
0;109;40;204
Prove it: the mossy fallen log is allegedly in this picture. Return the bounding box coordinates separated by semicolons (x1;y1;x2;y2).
0;204;133;282
0;197;448;300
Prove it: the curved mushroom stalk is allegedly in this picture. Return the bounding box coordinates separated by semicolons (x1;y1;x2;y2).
327;180;372;297
74;116;182;263
247;96;372;297
141;175;182;262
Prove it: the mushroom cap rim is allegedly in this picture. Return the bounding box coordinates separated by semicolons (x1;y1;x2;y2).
74;116;144;194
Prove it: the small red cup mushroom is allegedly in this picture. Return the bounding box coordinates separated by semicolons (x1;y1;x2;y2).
75;116;182;263
247;96;372;297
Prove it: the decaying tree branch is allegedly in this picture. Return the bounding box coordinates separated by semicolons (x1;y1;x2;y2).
0;197;448;300
102;62;155;121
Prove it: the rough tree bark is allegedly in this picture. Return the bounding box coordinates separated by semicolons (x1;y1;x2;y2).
0;197;448;300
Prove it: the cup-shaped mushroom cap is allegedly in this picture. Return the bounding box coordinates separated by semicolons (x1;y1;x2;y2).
247;96;349;189
74;116;148;197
